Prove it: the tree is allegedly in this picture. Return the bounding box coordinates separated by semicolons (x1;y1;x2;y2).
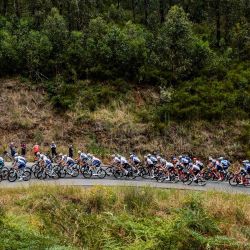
18;30;52;78
42;7;69;74
156;5;194;83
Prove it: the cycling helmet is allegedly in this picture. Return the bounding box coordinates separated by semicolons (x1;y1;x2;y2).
14;153;18;157
78;150;81;154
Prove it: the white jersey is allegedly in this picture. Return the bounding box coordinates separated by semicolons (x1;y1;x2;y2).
80;152;88;161
120;157;128;165
113;156;121;164
146;157;153;165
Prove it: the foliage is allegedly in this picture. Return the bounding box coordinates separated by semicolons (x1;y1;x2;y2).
0;1;249;120
0;186;249;249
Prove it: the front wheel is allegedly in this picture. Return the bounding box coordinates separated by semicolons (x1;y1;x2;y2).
229;176;239;186
97;169;106;179
83;169;92;178
1;167;9;180
23;171;31;181
197;177;206;186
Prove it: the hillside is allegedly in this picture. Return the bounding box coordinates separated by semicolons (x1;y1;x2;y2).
0;185;249;249
1;78;249;160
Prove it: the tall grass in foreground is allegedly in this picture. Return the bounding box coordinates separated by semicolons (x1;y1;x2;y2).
0;185;249;249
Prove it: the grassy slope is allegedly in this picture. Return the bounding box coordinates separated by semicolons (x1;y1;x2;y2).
0;185;249;249
0;78;249;161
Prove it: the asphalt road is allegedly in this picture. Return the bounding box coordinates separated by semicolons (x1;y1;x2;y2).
1;163;250;195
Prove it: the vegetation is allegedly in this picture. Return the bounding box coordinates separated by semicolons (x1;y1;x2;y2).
0;185;249;249
0;0;249;119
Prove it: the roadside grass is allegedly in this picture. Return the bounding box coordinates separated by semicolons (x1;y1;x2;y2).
0;185;249;249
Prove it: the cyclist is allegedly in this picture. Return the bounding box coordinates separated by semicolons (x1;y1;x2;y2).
190;160;203;182
62;155;75;168
40;154;52;169
87;153;102;175
77;151;88;164
217;157;230;180
144;155;156;178
129;153;141;166
13;153;27;180
239;160;250;184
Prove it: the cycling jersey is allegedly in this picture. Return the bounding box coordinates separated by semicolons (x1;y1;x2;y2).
80;152;88;161
0;157;4;167
192;164;201;172
149;156;157;164
221;159;230;169
120;157;128;165
113;156;121;164
243;163;250;174
146;157;153;165
92;157;101;167
15;156;26;169
65;157;75;166
130;155;140;164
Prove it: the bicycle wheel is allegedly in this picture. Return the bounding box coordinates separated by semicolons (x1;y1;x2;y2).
184;175;193;185
113;169;124;179
1;167;9;180
32;164;40;173
197;177;207;186
58;169;66;178
126;170;136;180
139;168;150;178
23;171;31;181
105;166;114;177
83;169;93;178
229;176;239;186
8;170;17;182
97;168;106;179
71;166;80;177
37;170;47;180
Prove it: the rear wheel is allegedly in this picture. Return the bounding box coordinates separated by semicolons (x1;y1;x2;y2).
105;166;113;177
243;177;250;187
37;170;47;180
71;166;79;177
8;170;17;182
23;171;31;181
184;174;193;185
113;169;123;179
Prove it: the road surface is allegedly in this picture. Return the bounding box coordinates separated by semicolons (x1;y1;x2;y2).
1;163;250;195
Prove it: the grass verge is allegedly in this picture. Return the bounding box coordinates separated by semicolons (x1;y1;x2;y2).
0;185;249;249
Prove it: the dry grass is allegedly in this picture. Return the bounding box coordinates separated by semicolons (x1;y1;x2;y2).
0;78;248;161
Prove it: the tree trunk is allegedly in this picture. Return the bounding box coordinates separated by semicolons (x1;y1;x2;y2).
2;0;8;16
215;0;221;47
159;0;165;23
131;0;136;21
144;0;148;25
14;0;20;18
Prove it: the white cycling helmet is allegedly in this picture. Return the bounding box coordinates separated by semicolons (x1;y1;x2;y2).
78;150;81;154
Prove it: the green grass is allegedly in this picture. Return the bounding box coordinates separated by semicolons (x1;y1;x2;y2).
0;185;249;249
